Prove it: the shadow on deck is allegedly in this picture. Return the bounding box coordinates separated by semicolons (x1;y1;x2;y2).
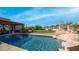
68;45;79;51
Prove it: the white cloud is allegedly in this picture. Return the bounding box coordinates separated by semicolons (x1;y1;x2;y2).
13;7;79;22
28;8;79;21
28;14;56;21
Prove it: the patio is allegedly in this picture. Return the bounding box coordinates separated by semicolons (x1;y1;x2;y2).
0;17;24;34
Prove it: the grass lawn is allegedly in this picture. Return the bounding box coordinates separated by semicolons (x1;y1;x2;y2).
33;30;56;33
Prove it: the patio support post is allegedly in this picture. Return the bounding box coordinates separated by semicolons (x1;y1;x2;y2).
21;24;24;32
12;25;15;33
2;24;5;31
67;25;70;31
58;24;61;30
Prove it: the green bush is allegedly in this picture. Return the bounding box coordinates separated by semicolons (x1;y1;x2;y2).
21;29;28;33
0;30;9;34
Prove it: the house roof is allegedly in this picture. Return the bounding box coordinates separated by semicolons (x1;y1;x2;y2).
0;17;24;25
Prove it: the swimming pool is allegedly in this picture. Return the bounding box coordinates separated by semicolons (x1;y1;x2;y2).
0;34;62;51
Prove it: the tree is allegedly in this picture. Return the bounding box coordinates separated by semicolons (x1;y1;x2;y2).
34;25;43;30
71;23;79;31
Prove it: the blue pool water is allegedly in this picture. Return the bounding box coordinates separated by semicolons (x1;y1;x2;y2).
0;34;61;51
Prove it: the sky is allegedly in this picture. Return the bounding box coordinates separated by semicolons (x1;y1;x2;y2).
0;7;79;26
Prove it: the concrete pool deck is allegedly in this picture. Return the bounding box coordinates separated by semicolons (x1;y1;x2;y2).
0;42;25;51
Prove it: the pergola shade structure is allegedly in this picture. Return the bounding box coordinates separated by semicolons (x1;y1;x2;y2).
0;17;24;33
